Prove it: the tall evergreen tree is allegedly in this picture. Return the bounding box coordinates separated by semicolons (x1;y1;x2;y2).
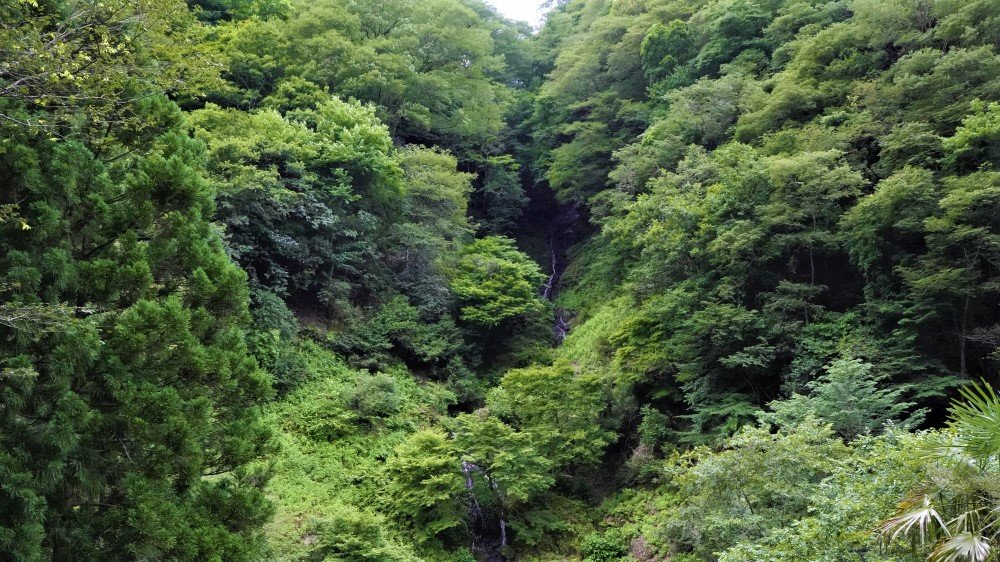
0;1;272;559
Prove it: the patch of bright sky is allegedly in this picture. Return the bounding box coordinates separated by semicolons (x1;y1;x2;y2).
484;0;551;28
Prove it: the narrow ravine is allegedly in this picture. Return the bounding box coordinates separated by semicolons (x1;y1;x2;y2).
541;202;580;344
462;460;507;562
459;197;582;560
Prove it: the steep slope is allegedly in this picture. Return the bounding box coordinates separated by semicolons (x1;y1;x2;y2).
4;0;1000;560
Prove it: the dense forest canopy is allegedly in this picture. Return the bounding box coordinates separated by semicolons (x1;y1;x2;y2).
2;0;1000;560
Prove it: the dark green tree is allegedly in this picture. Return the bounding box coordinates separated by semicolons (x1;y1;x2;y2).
0;127;273;559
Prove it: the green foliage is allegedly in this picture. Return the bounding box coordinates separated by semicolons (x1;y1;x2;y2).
210;0;519;156
449;412;554;507
398;146;473;246
265;342;455;559
720;431;928;562
388;146;474;316
448;236;546;327
638;405;672;451
880;382;1000;562
11;0;1000;559
641;20;694;83
0;31;272;559
303;504;420;562
0;0;221;134
348;372;403;420
840;167;940;275
187;0;288;22
189;97;403;304
489;362;613;468
948;380;1000;460
477;154;529;235
532;0;1000;445
764;358;925;440
655;420;849;559
581;528;630;562
593;420;927;561
386;429;467;543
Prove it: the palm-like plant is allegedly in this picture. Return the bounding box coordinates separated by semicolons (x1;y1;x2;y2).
880;381;1000;561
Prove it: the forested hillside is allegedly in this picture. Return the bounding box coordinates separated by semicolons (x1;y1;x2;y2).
2;0;1000;560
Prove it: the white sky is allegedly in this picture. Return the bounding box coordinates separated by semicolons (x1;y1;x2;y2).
485;0;550;27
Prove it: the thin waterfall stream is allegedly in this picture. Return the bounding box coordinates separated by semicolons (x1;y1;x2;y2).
462;203;580;561
462;460;507;562
541;203;579;344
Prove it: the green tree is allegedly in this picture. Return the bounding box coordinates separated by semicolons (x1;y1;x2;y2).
899;172;1000;375
189;97;402;307
278;0;513;151
641;20;693;83
476;154;528;235
386;414;555;548
763;150;865;287
0;129;272;559
448;236;546;328
388;146;474;315
720;431;927;562
764;358;924;440
386;429;467;543
450;412;554;530
0;0;221;135
944;100;1000;173
488;362;612;467
657;420;849;559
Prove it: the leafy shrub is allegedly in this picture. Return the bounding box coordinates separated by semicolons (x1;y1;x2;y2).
347;372;403;420
582;529;630;562
448;236;546;327
304;504;418;562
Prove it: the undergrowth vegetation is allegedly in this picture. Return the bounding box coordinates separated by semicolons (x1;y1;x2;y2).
3;0;1000;560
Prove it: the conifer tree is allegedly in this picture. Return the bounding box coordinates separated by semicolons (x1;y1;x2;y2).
0;2;272;559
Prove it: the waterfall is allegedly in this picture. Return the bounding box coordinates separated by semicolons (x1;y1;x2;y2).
462;460;484;526
462;460;506;561
540;203;579;344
